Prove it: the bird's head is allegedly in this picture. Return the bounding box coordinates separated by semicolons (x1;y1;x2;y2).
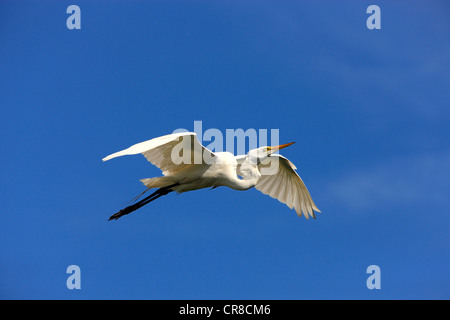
248;142;295;164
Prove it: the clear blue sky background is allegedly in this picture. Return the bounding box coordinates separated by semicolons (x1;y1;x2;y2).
1;0;449;299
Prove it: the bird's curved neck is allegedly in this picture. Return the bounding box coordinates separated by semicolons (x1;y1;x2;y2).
229;160;261;190
230;177;258;190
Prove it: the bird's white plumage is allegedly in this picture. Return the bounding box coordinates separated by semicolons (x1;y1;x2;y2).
102;132;214;175
252;154;320;219
103;132;321;220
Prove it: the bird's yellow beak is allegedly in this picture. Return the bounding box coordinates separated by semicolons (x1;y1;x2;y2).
267;142;295;152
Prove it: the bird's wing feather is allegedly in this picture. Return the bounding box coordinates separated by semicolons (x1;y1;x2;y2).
102;132;215;175
255;154;320;219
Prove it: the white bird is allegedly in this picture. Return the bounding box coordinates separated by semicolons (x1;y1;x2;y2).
103;132;321;221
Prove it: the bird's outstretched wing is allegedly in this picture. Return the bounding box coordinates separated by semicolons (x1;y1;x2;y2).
102;132;215;175
255;154;321;219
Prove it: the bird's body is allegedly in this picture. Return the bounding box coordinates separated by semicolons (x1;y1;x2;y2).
103;132;320;220
152;151;259;193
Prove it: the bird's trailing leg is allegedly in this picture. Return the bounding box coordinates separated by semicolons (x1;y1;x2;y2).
108;184;178;221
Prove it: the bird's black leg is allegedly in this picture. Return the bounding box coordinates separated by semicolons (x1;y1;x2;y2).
108;184;178;221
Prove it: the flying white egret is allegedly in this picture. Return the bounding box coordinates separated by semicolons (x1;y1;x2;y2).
102;132;321;221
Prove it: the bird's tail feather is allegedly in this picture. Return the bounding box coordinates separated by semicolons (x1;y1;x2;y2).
123;177;176;206
140;177;177;189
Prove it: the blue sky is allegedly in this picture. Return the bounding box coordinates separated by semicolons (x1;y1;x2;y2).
1;0;449;299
